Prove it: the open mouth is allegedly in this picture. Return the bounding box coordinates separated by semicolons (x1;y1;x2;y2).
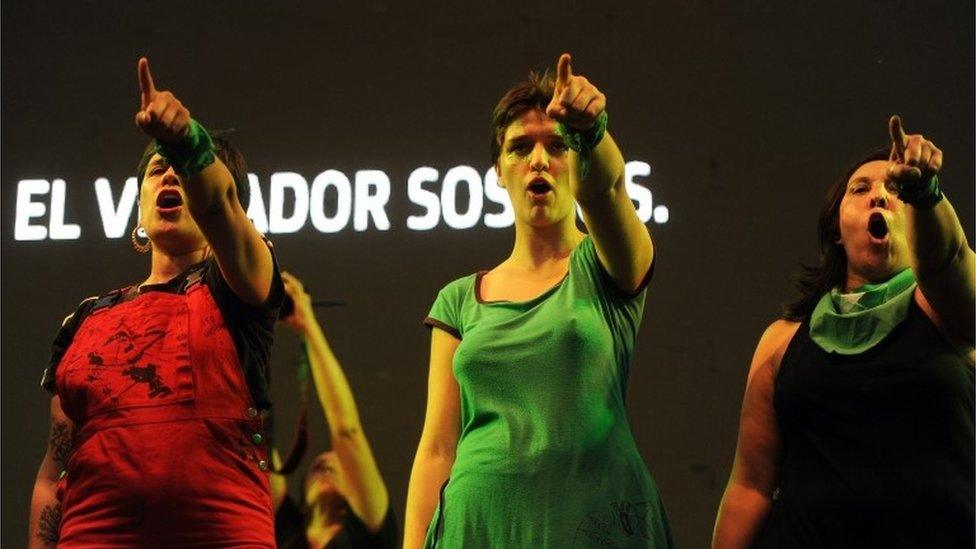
868;212;888;239
156;189;184;211
527;179;553;195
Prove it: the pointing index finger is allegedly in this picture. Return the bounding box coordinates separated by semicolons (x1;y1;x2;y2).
555;53;572;88
138;57;157;109
888;115;907;162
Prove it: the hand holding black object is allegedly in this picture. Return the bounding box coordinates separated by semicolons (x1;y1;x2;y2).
280;272;314;333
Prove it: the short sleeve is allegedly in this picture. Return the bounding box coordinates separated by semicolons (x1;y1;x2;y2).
423;278;469;340
41;296;99;393
203;238;284;410
204;238;285;321
572;237;650;373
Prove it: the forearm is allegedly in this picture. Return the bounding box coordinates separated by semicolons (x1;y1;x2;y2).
188;157;275;306
712;482;773;549
301;321;364;436
575;132;654;290
907;196;974;280
184;158;236;220
574;131;625;204
404;451;454;549
29;480;60;549
906;195;976;339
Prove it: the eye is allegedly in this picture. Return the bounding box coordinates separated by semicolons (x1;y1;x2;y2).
884;179;899;194
548;141;569;154
150;166;166;176
508;142;530;155
849;184;868;194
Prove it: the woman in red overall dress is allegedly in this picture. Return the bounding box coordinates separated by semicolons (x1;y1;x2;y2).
28;58;283;548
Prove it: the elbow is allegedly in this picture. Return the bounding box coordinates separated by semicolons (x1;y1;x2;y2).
416;436;457;464
332;422;365;444
187;194;228;221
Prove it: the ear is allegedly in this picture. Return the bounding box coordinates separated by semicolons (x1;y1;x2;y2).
494;164;504;188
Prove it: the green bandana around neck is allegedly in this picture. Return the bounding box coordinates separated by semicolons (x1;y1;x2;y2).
809;268;917;355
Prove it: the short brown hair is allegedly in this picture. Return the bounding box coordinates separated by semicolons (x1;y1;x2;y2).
490;71;555;165
136;132;250;209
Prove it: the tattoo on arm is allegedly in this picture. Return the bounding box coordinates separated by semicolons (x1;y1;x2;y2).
37;503;61;543
49;421;74;472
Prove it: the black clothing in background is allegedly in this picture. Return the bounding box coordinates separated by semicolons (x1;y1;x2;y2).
276;495;398;549
757;299;975;548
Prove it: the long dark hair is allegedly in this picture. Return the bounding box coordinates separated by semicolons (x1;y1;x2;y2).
782;147;890;321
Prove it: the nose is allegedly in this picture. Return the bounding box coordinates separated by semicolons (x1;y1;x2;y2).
870;182;889;209
161;168;182;186
529;143;549;172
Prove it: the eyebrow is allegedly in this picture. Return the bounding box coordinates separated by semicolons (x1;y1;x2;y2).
148;157;169;170
505;131;565;145
848;176;873;187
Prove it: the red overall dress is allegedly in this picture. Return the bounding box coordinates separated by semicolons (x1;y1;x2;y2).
54;267;275;547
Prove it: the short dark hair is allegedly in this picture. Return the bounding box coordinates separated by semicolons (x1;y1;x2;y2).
782;147;891;321
490;71;555;165
136;132;250;209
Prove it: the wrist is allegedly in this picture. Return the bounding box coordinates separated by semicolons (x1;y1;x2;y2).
897;174;943;209
557;111;608;180
155;119;216;177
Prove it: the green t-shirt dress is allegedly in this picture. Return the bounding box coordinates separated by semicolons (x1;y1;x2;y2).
423;236;672;548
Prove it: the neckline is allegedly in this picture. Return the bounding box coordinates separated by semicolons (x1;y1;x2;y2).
474;268;570;305
474;236;586;305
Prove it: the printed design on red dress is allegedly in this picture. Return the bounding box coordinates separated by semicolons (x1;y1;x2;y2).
81;314;187;410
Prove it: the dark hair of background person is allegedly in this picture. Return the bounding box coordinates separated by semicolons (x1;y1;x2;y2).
489;71;556;165
135;133;251;209
783;147;892;321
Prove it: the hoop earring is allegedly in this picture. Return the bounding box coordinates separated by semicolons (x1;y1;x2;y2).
131;226;152;254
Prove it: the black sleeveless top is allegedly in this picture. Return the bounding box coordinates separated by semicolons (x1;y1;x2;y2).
757;299;975;548
275;495;398;549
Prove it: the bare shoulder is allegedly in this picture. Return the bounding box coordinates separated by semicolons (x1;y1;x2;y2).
748;319;802;382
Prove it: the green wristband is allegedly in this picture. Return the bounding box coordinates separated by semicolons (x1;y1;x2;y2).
557;111;609;180
155;119;216;177
897;174;943;209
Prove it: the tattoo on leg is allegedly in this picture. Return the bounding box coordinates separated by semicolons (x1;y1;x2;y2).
50;422;74;472
37;503;61;543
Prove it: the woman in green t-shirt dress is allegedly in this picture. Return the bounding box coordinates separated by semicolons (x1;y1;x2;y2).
404;53;673;549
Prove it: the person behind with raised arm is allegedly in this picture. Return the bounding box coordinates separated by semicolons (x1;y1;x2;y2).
404;53;673;548
28;58;283;547
271;272;398;549
713;116;975;547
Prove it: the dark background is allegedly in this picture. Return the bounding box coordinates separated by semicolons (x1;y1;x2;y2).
3;1;973;546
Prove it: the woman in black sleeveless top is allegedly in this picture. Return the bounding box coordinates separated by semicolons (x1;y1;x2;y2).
713;116;975;548
270;273;398;549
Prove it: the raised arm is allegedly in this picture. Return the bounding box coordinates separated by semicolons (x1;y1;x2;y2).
887;116;976;345
280;272;389;529
135;57;274;306
546;53;653;293
713;320;798;548
29;396;75;549
404;328;461;549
